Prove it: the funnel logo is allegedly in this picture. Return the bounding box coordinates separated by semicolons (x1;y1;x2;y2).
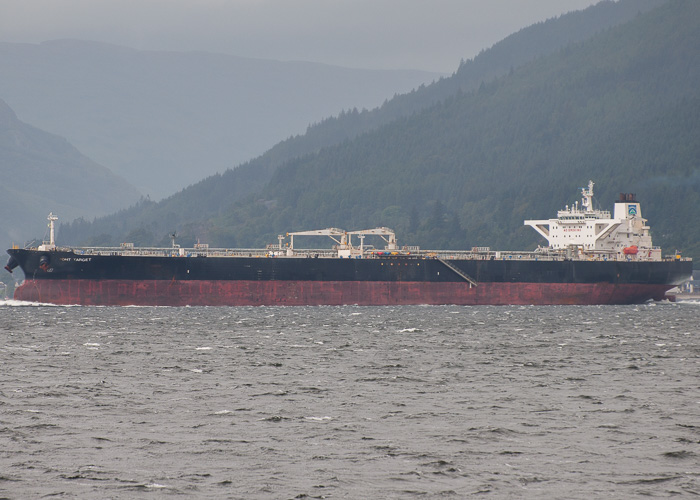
628;205;638;216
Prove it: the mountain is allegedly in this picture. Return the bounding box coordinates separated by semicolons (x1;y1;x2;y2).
0;40;440;199
58;0;674;249
0;99;140;248
241;0;698;257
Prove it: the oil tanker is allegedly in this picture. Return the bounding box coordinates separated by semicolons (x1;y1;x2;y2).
4;182;692;306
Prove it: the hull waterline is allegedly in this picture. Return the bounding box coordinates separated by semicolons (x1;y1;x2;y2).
13;278;675;306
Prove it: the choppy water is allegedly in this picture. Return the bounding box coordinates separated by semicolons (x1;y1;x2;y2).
1;301;698;499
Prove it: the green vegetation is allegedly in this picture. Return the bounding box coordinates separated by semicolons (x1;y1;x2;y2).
60;0;700;262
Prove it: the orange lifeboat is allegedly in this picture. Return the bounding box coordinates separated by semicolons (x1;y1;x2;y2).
623;245;638;255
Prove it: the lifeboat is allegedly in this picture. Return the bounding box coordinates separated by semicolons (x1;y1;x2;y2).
623;246;638;255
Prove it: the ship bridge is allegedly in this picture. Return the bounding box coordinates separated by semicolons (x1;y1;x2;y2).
524;180;659;260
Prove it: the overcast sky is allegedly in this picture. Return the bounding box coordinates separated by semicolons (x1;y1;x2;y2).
1;0;600;73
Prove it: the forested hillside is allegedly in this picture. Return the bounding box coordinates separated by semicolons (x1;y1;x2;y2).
59;0;669;249
250;0;698;256
60;0;700;262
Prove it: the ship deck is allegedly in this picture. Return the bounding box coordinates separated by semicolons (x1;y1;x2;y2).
49;245;686;263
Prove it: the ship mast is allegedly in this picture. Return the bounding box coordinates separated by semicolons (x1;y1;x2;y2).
581;180;594;212
38;213;59;251
48;213;58;247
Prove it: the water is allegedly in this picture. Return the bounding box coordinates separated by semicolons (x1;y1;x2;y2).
1;302;698;499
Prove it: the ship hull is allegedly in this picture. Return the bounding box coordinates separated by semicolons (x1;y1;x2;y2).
8;249;692;306
11;279;679;307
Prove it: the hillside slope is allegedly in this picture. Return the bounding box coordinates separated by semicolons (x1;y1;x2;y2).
259;0;700;258
0;99;141;247
96;0;698;258
0;40;439;198
58;0;670;248
239;0;699;256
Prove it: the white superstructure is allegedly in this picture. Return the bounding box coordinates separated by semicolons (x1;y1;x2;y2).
286;227;397;258
524;181;661;261
38;213;59;251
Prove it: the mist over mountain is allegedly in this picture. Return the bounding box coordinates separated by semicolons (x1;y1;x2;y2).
61;0;680;250
0;40;440;199
0;98;140;248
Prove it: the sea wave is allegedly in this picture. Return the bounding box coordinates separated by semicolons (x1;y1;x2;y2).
0;299;67;307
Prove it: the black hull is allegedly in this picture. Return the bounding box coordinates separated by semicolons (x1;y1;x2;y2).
6;249;692;306
6;249;693;285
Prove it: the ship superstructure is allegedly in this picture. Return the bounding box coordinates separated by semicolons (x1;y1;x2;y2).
524;181;659;259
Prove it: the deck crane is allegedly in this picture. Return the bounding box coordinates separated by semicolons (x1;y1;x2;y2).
347;227;397;255
286;228;348;255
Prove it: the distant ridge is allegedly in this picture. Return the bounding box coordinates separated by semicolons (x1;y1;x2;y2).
0;39;440;198
171;0;668;217
56;0;666;247
59;0;690;255
0;98;140;247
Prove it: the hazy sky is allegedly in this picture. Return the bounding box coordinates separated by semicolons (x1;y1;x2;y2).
1;0;599;73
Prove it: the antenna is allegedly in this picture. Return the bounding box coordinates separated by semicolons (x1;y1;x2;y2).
581;180;594;212
47;212;58;246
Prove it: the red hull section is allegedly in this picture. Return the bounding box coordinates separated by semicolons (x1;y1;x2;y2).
14;279;673;306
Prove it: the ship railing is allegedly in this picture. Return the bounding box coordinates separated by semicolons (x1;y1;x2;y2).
424;250;561;261
278;249;338;258
664;253;691;261
74;246;271;257
72;246;341;258
63;245;692;262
